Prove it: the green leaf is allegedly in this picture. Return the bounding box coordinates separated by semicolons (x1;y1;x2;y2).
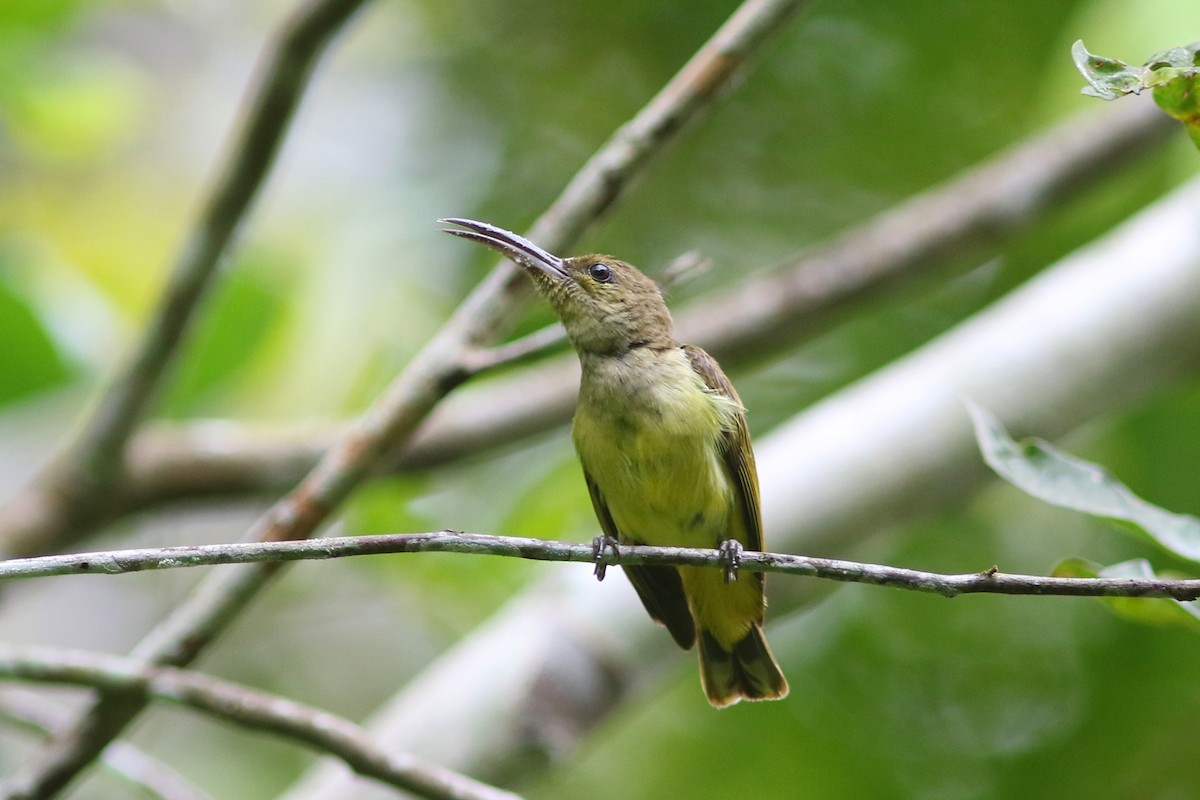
0;270;73;404
1072;40;1200;151
1072;41;1145;100
159;257;286;417
1054;557;1200;629
1152;67;1200;150
3;54;147;164
0;0;81;29
968;402;1200;563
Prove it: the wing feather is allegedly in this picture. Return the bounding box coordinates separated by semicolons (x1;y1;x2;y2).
582;470;695;649
682;344;764;556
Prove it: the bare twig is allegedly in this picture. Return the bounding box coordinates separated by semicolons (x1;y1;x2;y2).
0;0;370;559
85;97;1175;510
118;0;811;664
284;175;1200;800
0;647;521;800
0;2;812;796
682;98;1176;365
459;323;567;375
0;0;373;795
0;532;1196;600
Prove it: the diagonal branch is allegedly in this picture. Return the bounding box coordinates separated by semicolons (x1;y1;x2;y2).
679;98;1176;365
0;646;521;800
0;1;813;796
0;0;371;559
284;174;1200;799
0;693;213;800
68;97;1174;513
0;532;1198;600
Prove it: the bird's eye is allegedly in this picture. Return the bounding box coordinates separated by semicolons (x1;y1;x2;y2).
588;262;613;283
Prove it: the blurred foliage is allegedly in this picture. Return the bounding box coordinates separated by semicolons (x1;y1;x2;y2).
534;457;1200;800
3;53;147;165
1055;557;1200;629
0;263;73;403
159;249;290;418
0;0;1198;798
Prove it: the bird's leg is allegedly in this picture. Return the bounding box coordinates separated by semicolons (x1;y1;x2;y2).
718;539;743;584
592;534;619;581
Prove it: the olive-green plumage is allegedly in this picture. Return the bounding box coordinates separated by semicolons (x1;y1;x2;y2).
442;218;788;707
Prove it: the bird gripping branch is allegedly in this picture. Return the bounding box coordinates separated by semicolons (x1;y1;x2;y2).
443;218;787;707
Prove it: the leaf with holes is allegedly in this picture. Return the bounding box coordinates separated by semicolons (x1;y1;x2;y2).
1073;39;1200;150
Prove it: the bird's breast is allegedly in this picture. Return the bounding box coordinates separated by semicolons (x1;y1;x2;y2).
573;348;739;546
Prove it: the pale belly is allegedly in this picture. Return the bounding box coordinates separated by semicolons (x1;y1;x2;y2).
574;411;762;647
577;418;735;549
572;348;744;547
572;349;764;647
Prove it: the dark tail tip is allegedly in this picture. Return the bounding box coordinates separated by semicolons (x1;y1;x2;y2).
698;626;789;708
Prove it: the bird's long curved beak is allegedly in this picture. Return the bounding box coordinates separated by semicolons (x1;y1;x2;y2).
440;218;567;280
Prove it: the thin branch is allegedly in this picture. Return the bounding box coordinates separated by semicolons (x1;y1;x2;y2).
0;2;812;796
0;647;520;800
459;323;567;375
682;98;1176;366
0;0;374;795
75;97;1174;512
0;693;213;800
520;0;815;253
284;175;1200;800
0;532;1198;600
120;0;811;665
0;0;370;559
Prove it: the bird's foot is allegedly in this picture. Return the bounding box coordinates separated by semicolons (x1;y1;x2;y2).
592;535;619;581
718;539;743;584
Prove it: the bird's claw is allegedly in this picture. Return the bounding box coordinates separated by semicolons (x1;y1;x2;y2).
718;539;743;584
592;535;619;581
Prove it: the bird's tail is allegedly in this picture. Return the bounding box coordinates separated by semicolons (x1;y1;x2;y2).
698;625;789;708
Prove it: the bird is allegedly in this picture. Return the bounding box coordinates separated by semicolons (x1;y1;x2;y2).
441;218;788;707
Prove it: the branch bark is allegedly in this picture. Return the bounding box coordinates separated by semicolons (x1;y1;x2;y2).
1;532;1198;600
0;692;213;800
75;97;1173;512
284;174;1200;799
0;0;370;560
0;1;812;796
0;646;521;800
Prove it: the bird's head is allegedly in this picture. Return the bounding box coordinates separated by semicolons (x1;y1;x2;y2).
442;218;674;355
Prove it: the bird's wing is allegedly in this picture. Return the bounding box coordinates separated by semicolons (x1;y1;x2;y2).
583;470;696;650
682;344;764;555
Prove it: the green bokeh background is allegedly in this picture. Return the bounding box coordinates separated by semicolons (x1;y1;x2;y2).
0;0;1198;797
